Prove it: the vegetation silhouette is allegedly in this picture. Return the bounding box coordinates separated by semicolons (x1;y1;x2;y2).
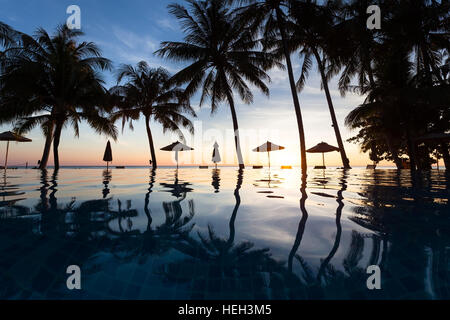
110;62;196;169
156;0;282;169
0;25;116;170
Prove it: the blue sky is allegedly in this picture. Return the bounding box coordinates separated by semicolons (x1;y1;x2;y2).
0;0;379;167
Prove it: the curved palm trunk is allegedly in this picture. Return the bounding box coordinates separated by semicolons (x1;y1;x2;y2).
39;122;55;169
52;121;63;171
287;178;308;273
317;170;347;281
226;92;245;169
145;115;157;169
227;169;243;247
276;8;307;175
313;49;351;169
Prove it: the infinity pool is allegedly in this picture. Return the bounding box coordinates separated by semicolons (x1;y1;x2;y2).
0;167;448;299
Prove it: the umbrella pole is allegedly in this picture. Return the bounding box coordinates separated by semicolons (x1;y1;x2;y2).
268;151;271;170
322;152;325;168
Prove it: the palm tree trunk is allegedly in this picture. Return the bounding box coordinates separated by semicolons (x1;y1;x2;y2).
406;125;417;173
276;8;307;175
384;133;402;169
53;121;63;171
145;114;157;169
313;49;351;169
39;122;54;169
226;91;245;169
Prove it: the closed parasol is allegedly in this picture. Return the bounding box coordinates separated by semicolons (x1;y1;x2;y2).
306;142;340;169
253;141;285;169
161;141;194;168
0;131;32;173
103;140;113;170
212;141;221;168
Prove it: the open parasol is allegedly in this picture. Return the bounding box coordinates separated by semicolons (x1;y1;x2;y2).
0;131;32;173
253;141;285;169
161;141;194;168
306;142;340;169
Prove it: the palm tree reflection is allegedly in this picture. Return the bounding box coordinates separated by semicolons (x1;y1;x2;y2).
288;174;308;273
160;169;292;298
316;169;348;282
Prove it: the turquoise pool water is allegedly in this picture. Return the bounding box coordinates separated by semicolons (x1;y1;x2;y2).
0;168;449;299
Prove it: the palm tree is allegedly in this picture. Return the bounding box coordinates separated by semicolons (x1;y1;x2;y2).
0;25;116;170
110;62;196;169
288;0;351;168
235;0;308;174
0;22;20;51
156;0;281;169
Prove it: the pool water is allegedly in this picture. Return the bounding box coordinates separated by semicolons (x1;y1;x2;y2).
0;168;449;300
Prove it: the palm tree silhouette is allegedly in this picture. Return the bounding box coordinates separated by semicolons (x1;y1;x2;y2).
110;62;196;169
157;0;281;169
0;25;116;169
236;0;308;173
288;0;350;168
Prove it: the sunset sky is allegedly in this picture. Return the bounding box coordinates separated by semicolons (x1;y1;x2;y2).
0;0;409;167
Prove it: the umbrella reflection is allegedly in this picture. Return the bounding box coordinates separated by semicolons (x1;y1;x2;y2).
102;169;112;198
160;169;193;198
211;169;220;193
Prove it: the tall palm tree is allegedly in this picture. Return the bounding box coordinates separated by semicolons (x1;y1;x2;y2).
288;0;351;168
235;0;308;174
156;0;281;169
110;62;196;169
0;25;116;170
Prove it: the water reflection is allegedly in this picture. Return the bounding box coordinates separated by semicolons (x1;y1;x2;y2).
160;169;193;198
211;169;220;193
102;169;112;199
0;168;448;299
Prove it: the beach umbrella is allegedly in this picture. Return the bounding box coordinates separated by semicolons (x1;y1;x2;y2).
0;131;32;173
103;140;113;170
252;141;285;169
306;142;340;168
160;141;194;168
212;141;221;168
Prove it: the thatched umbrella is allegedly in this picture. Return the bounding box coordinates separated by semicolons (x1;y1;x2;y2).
0;131;32;173
253;141;285;169
212;141;221;169
306;142;340;169
161;141;194;169
103;140;113;170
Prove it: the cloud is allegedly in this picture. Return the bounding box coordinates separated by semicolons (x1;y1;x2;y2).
156;18;178;32
112;27;158;52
